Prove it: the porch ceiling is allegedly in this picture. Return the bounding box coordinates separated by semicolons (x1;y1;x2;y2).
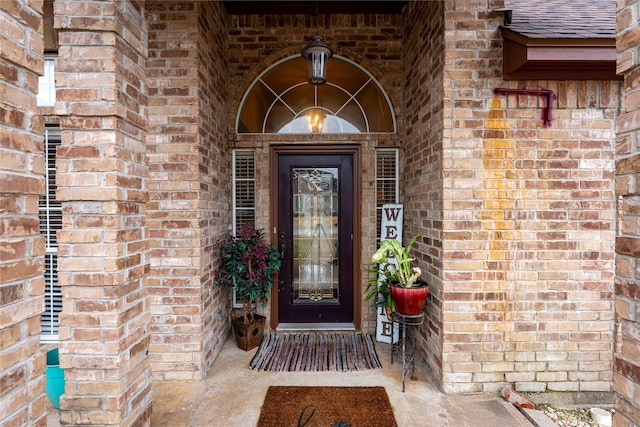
222;1;408;15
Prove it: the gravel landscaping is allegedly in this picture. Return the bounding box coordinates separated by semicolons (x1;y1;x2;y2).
539;404;614;426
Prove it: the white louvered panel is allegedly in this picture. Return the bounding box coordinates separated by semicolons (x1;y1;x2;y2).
233;150;256;232
39;127;62;341
41;252;61;339
375;149;399;239
232;150;256;307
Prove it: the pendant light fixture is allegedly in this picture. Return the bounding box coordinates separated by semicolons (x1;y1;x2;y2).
307;108;326;133
301;2;332;85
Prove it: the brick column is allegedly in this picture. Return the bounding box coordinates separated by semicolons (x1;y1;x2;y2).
0;1;47;427
146;1;231;381
614;0;640;425
401;0;446;386
53;1;151;425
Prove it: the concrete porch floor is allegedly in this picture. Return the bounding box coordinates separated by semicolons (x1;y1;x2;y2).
149;334;534;426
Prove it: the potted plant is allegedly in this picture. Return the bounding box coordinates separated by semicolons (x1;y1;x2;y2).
214;223;282;350
368;235;429;316
365;264;395;316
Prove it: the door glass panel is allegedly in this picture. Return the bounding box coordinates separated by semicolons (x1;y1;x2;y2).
293;168;339;303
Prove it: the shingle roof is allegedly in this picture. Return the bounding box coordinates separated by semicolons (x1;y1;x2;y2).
505;0;615;39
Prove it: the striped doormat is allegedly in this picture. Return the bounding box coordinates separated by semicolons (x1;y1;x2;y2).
249;332;382;372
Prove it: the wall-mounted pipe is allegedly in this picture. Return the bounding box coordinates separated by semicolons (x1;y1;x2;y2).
493;87;556;127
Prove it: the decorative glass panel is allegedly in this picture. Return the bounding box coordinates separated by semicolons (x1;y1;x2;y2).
293;168;339;303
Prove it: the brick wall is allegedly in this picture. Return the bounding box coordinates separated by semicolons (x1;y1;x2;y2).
146;1;231;380
402;0;447;385
53;0;152;425
614;0;640;424
197;0;232;376
405;0;619;393
0;2;47;426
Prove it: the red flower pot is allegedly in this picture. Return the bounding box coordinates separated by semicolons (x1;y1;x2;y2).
390;282;429;315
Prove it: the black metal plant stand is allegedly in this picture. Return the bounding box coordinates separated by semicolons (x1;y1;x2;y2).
390;312;424;392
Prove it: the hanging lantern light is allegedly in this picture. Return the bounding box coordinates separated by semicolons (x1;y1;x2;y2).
307;108;326;133
301;35;332;85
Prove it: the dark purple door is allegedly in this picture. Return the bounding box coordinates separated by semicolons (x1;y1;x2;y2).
277;154;354;324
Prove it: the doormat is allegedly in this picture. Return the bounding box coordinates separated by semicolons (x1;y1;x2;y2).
257;386;398;427
249;332;382;372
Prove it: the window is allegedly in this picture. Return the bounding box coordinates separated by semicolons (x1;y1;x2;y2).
375;149;399;239
232;150;256;307
40;127;62;341
37;58;56;107
233;150;256;231
237;56;396;134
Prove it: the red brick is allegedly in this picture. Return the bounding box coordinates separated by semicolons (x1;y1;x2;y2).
0;174;44;195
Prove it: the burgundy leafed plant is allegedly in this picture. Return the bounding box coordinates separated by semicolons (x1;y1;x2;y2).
214;223;282;325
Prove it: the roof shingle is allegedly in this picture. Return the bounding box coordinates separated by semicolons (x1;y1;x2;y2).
505;0;615;39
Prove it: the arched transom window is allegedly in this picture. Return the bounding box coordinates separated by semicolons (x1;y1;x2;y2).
237;56;396;134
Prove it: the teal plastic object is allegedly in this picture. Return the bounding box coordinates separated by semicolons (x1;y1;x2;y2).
45;348;65;409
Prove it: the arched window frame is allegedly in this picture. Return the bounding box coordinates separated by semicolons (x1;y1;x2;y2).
235;55;397;135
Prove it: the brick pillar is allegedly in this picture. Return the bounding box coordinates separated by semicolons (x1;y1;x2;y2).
0;1;47;427
53;0;151;425
146;1;231;381
614;0;640;425
401;0;446;387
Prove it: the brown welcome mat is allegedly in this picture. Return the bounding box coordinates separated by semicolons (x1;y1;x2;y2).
250;332;382;372
257;386;398;427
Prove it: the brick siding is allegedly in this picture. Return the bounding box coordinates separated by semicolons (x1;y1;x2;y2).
53;0;151;424
614;0;640;424
405;0;619;393
0;1;47;426
402;0;447;386
145;0;231;381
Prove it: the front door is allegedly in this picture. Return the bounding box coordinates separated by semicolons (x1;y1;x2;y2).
275;149;357;326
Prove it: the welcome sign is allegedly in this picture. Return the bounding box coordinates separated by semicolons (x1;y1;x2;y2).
376;204;402;344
